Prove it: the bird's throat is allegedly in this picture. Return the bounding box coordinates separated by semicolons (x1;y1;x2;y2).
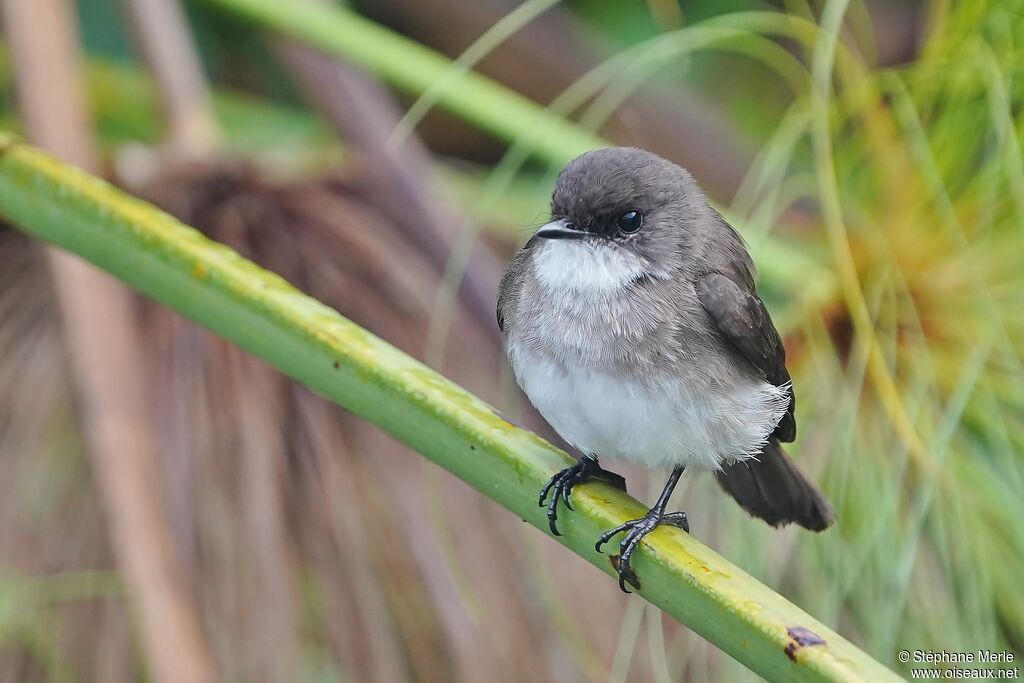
533;239;647;293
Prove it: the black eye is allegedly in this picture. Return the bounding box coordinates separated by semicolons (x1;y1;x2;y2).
617;210;643;234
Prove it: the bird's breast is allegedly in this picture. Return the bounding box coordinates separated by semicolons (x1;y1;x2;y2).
506;344;790;470
504;243;789;468
514;242;678;372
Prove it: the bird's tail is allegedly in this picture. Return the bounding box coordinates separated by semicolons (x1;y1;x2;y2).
714;440;835;531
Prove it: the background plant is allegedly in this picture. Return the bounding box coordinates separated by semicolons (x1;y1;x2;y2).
0;0;1021;681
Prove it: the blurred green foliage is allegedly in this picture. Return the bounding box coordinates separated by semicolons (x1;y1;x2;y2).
1;0;1023;681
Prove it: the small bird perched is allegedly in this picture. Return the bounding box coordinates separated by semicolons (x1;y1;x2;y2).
497;147;834;591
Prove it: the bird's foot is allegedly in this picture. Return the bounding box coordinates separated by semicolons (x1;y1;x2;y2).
539;458;626;536
595;509;689;593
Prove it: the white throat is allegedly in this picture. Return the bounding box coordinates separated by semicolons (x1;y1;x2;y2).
533;239;647;292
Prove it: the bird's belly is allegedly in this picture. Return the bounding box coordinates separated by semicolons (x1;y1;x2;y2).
510;351;789;471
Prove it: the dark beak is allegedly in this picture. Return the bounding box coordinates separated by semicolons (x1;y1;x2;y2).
536;219;586;240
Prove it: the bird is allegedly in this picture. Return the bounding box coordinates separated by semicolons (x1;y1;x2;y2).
496;147;835;592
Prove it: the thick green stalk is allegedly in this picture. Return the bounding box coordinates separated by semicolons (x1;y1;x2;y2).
197;0;604;167
0;135;901;683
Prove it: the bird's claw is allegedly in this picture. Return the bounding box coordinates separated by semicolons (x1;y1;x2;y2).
596;510;689;592
539;459;626;536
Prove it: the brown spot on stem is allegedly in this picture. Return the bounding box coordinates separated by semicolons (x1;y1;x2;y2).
784;626;826;661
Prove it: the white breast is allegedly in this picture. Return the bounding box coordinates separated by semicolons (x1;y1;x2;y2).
508;348;790;471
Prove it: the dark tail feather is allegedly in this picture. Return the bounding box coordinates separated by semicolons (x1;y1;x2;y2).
714;440;835;531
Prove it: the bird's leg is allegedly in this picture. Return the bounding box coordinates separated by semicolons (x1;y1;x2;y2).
539;455;627;536
596;465;689;592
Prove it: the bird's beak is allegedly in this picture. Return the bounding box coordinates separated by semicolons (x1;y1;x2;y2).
536;219;586;240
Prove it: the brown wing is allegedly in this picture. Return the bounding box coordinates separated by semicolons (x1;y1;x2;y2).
695;271;796;442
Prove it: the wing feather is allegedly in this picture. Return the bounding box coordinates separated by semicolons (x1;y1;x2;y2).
695;272;796;442
497;236;538;335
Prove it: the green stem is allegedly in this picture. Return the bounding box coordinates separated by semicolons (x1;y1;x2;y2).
197;0;605;167
0;134;901;683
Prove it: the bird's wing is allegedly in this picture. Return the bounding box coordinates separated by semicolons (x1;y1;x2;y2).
496;236;538;335
695;271;796;442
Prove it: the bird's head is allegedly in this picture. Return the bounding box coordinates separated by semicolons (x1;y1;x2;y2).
536;147;711;281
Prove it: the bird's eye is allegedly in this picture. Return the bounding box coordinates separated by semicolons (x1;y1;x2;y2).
617;210;643;234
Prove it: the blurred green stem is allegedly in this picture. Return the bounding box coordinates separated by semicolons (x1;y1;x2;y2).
197;0;604;166
390;0;562;145
0;134;901;683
